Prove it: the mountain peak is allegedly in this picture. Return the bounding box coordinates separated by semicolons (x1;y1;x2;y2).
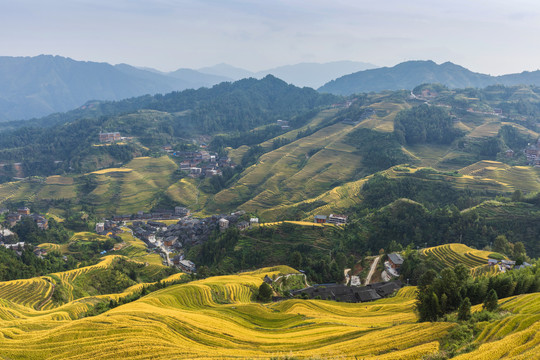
318;60;496;95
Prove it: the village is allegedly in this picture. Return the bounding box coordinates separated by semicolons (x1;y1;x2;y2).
95;208;352;275
0;207;51;258
94;207;261;272
99;131;237;178
524;137;540;166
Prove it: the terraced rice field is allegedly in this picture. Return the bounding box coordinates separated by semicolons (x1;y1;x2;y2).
0;262;539;359
459;161;540;193
0;180;43;205
166;177;209;211
86;156;179;214
0;277;54;310
213;121;364;213
452;292;540;360
45;176;74;185
91;168;133;175
259;220;332;228
421;243;503;274
0;266;456;359
115;230;163;265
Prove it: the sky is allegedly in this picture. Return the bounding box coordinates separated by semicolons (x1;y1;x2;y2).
1;0;540;75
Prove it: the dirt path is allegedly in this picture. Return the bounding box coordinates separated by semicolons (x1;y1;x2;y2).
365;255;381;285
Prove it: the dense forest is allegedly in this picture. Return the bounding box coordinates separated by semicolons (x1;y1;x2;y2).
416;262;540;322
394;104;463;145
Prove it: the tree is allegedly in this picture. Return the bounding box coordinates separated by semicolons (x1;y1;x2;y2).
458;297;472;321
513;242;526;259
511;190;523;202
440;293;448;314
493;235;510;255
421;291;441;322
453;263;470;283
257;282;273;302
483;289;498;312
290;251;303;269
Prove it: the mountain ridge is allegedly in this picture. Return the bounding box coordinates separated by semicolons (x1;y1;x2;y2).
318;60;540;95
0;56;373;121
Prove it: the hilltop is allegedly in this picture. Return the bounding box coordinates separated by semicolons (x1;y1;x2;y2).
319;60;540;95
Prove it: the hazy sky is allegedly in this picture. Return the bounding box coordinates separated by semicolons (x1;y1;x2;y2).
1;0;540;74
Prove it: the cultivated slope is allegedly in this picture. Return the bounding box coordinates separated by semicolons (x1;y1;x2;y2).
0;265;452;359
0;263;539;359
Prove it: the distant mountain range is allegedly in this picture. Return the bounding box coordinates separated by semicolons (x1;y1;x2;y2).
198;61;377;89
0;55;231;121
318;60;540;95
0;56;375;121
7;56;540;122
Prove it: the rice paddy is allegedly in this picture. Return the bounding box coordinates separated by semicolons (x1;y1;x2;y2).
213;121;364;213
0;258;538;359
421;243;504;274
459;161;540;193
0;266;452;359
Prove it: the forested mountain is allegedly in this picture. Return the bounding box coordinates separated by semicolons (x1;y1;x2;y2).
319;60;540;95
0;75;338;175
0;55;232;121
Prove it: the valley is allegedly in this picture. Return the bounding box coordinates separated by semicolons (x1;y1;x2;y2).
0;74;538;360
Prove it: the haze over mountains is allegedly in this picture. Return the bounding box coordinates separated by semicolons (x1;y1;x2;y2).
5;55;540;122
318;60;540;95
198;61;377;88
0;55;374;121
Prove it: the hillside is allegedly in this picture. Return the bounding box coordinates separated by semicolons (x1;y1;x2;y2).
421;243;504;276
0;263;538;359
0;55;236;121
0;84;539;223
0;75;337;176
0;265;449;359
319;60;540;95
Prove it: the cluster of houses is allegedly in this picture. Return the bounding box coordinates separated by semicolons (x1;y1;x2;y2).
313;214;348;225
487;258;532;271
276;119;290;130
0;240;51;259
331;99;355;109
176;150;235;178
98;132;122;143
524;138;540;166
2;207;49;230
126;210;254;271
384;253;404;278
0;241;26;256
290;280;403;303
218;214;258;232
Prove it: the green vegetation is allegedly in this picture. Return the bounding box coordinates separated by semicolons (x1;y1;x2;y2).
0;76;337;178
416;262;540;322
189;223;345;283
395;104;463;145
257;282;273;302
345;127;411;173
